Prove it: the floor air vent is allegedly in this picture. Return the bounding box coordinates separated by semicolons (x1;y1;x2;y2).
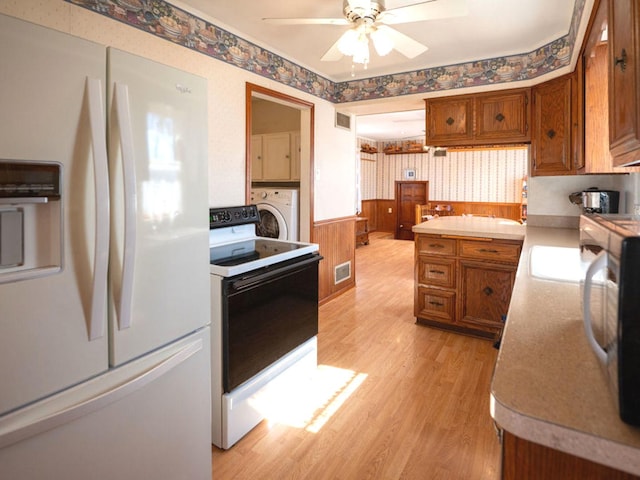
334;261;351;284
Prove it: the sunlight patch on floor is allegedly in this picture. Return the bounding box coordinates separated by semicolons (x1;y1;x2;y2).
248;365;367;433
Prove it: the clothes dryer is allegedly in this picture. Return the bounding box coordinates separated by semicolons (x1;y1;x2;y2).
250;188;299;241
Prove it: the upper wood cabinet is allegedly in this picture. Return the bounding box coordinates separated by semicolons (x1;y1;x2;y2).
530;73;581;176
608;0;640;167
580;0;640;173
475;90;531;142
425;97;473;145
425;88;531;147
251;132;293;181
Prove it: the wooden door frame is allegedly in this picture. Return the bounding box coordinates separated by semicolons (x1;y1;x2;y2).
245;83;315;242
395;180;429;239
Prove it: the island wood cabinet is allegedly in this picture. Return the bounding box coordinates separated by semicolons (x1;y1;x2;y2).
609;0;640;167
530;72;581;176
425;88;531;147
415;233;521;338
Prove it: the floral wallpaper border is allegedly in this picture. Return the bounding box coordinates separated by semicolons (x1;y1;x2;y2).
66;0;586;104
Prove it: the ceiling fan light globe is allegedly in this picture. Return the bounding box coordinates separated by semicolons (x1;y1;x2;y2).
337;28;359;56
352;38;370;64
370;28;393;56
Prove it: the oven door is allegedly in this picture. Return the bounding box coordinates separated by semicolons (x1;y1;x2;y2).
221;253;321;393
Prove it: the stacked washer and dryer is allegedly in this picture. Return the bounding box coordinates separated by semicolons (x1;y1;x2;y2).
250;187;299;241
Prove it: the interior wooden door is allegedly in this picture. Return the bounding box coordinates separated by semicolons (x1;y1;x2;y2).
395;181;428;240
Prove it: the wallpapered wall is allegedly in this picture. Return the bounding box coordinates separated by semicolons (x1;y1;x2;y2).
358;137;528;203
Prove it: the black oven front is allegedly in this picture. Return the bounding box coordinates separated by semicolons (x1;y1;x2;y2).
221;253;322;393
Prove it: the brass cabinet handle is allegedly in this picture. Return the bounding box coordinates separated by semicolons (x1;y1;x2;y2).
429;269;445;275
478;248;499;253
428;243;445;249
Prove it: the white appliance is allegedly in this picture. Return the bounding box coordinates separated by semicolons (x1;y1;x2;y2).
209;205;321;449
0;14;211;479
250;187;299;241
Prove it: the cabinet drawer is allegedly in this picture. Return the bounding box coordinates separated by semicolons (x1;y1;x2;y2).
415;287;456;323
417;256;456;288
416;235;456;256
459;240;521;263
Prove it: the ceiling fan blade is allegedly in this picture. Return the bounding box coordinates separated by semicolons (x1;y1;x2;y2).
376;25;428;58
262;17;349;25
379;0;468;25
321;36;345;62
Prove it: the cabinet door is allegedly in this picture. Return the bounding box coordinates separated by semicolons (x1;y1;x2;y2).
531;74;575;175
425;97;473;145
609;0;640;166
262;132;291;180
475;90;530;143
251;135;263;180
459;260;515;330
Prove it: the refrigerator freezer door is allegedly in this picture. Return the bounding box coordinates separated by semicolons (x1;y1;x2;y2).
0;14;109;416
0;327;212;480
107;49;210;366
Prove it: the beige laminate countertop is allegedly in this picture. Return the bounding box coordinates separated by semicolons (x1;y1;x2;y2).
412;215;526;241
413;217;640;475
491;226;640;476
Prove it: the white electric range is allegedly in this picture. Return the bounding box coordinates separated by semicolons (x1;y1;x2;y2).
208;205;321;449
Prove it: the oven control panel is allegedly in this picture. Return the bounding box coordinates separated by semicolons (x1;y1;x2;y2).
209;205;260;229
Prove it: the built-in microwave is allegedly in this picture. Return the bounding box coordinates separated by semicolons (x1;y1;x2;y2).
580;214;640;426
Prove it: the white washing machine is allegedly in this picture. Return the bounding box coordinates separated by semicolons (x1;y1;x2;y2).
250;188;299;241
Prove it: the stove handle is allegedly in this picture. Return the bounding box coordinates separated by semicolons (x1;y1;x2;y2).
228;255;322;292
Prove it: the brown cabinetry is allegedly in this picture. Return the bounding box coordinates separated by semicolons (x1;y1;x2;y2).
609;0;640;167
530;72;581;176
579;0;640;173
414;234;521;338
502;431;640;480
425;88;531;147
355;217;369;246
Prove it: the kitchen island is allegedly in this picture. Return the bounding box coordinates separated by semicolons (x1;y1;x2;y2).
412;216;525;338
491;225;640;479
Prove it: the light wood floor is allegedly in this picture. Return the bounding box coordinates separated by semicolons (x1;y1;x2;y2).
212;232;501;479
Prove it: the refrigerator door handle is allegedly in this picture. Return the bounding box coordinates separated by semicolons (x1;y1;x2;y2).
86;78;109;341
0;337;203;449
114;83;137;330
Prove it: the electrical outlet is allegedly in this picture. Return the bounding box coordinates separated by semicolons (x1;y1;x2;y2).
388;208;392;213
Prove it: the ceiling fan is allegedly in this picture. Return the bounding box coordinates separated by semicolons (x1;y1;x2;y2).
263;0;468;67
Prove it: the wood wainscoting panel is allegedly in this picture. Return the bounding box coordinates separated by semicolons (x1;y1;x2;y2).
359;199;377;231
314;216;356;304
376;199;397;233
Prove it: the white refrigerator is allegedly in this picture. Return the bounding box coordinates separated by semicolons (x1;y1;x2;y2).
0;13;211;480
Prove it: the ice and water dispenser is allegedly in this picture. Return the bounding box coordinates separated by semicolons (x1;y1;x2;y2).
0;160;62;281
